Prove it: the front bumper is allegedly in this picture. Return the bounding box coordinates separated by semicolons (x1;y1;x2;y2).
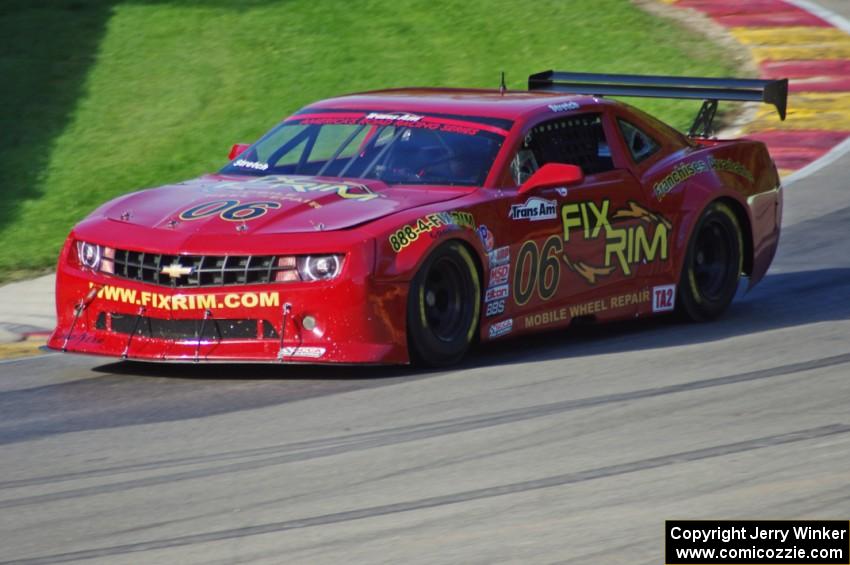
48;257;409;365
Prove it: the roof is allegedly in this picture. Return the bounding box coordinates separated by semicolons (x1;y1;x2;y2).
305;88;608;120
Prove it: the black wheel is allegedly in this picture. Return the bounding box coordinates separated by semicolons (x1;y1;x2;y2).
407;241;481;367
678;201;743;321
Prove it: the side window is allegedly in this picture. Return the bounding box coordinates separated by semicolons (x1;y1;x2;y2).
617;119;659;163
510;113;613;184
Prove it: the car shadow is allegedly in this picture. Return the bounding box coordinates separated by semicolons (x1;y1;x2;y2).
97;266;850;380
2;266;841;447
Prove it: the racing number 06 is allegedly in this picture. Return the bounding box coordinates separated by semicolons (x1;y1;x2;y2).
179;200;282;222
513;235;562;305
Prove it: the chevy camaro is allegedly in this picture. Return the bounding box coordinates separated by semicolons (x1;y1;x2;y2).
48;71;787;366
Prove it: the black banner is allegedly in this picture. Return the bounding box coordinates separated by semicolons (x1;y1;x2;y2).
666;520;849;564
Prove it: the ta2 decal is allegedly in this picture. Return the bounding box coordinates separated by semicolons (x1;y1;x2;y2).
652;284;676;312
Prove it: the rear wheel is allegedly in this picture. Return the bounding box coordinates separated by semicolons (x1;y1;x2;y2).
678;202;743;321
407;242;481;367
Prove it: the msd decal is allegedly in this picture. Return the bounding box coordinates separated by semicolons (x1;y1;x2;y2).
489;264;509;287
509;197;557;221
652;284;676;312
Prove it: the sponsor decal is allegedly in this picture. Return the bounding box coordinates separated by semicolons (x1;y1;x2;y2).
280;346;325;359
485;284;509;302
477;225;494;252
291;113;507;137
364;112;423;123
561;200;672;284
489;264;509;287
232;159;269;171
653;157;754;201
179;200;282;222
211;175;381;202
708;155;754;182
488;318;513;338
522;307;568;330
389;211;476;253
488;245;510;267
88;283;280;311
569;288;650;318
509;197;557;221
652;284;676;312
548;101;580;112
555;187;568;197
485;299;505;317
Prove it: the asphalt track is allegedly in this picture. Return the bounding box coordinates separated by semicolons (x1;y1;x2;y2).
2;19;850;565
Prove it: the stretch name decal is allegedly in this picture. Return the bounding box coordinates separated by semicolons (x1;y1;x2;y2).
389;211;475;253
89;283;280;311
653;156;754;200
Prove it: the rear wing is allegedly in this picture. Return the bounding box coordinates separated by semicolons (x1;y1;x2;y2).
528;70;788;138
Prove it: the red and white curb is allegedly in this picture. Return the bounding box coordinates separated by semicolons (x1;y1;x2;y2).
665;0;850;184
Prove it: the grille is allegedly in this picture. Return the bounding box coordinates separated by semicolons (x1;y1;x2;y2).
112;250;284;287
110;313;279;340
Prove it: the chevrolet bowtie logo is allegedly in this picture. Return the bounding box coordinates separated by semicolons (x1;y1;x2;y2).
160;261;193;279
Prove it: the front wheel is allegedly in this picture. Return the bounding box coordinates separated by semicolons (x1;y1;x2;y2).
677;202;743;321
407;241;481;367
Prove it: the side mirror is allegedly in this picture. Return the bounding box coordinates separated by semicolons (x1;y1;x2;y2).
518;163;584;195
229;143;250;160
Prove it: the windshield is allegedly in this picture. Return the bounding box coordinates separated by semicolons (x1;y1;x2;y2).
219;111;509;186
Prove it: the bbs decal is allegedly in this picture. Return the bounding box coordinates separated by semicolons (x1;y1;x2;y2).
179;200;281;222
513;235;562;306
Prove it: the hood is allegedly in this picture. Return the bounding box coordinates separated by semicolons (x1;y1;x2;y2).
99;174;474;235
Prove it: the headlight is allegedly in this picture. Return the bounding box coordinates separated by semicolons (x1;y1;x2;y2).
77;242;101;269
75;241;115;274
273;254;344;282
297;255;343;281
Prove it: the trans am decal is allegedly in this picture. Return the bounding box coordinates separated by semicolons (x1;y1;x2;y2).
561;200;671;284
89;283;280;311
389;211;475;253
509;197;557;221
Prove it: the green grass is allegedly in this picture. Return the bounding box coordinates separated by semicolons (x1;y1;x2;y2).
0;0;740;279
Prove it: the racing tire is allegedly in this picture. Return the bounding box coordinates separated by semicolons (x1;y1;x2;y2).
407;241;481;367
677;201;743;322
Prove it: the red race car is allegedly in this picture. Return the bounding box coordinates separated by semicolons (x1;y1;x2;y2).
48;71;787;366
